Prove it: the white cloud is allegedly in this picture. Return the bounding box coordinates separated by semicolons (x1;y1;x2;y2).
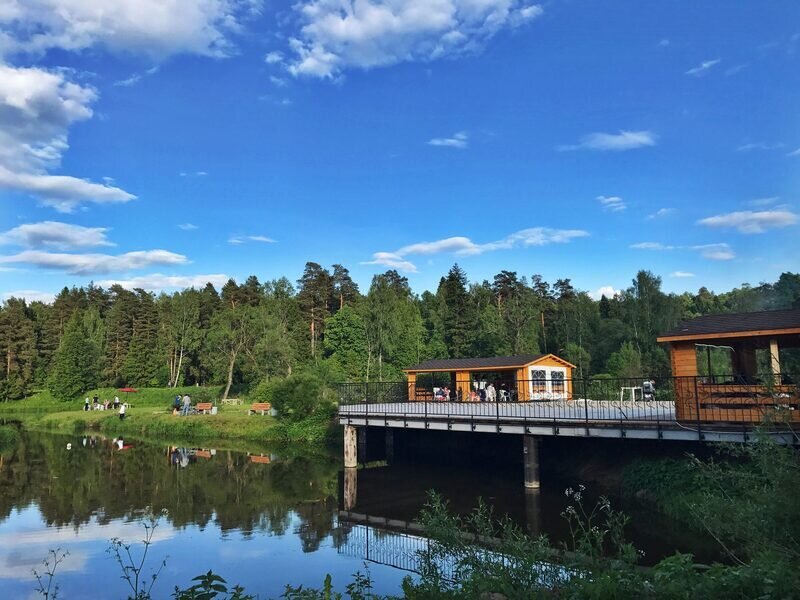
270;75;289;87
0;249;187;275
589;285;620;300
0;64;136;211
736;141;783;152
693;243;735;261
179;170;208;177
228;234;277;245
746;197;779;207
362;251;418;273
630;242;674;250
657;39;670;48
0;0;261;59
96;273;230;291
788;147;800;157
428;131;468;149
365;227;589;272
286;0;543;78
0;221;113;249
596;195;626;212
178;223;198;231
265;51;284;64
697;210;798;234
558;130;656;152
2;289;56;303
685;58;721;76
646;207;674;219
670;271;695;278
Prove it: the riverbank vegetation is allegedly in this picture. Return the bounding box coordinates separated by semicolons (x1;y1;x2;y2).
2;267;799;405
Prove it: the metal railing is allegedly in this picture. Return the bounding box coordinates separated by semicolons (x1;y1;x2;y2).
338;375;800;427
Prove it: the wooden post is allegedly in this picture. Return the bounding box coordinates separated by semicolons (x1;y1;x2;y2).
770;338;781;384
523;435;540;489
524;488;542;536
344;425;357;468
343;466;357;511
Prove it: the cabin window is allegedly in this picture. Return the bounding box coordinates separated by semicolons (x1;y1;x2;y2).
551;371;565;393
531;369;547;393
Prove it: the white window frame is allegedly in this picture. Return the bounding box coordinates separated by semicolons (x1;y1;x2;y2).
529;366;568;399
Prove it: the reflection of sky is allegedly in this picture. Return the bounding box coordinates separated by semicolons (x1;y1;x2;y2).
0;506;409;599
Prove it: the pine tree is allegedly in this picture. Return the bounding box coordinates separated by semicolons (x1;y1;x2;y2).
48;313;99;402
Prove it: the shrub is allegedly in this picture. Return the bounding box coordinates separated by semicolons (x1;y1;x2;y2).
270;373;336;422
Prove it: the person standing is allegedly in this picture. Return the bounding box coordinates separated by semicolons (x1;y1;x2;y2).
181;394;191;416
84;397;90;412
119;403;127;421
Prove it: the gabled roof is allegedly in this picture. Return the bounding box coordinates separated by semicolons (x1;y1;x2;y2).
658;308;800;342
404;354;576;372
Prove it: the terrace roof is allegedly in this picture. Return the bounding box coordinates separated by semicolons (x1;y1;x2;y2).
657;308;800;342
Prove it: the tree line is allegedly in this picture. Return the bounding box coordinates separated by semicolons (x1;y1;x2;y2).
1;263;799;401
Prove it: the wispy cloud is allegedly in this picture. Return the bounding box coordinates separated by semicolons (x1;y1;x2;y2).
746;197;779;207
2;290;56;303
96;273;230;292
179;171;208;177
428;132;469;149
597;195;626;212
265;51;283;65
365;227;589;272
685;58;721;76
646;208;674;220
558;130;656;152
788;147;800;157
113;66;159;87
670;271;695;278
630;242;674;250
736;141;784;152
0;249;187;275
228;235;277;245
693;243;735;261
0;221;114;250
698;210;798;234
270;75;288;87
178;223;198;231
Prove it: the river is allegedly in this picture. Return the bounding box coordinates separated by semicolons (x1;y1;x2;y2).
0;428;720;598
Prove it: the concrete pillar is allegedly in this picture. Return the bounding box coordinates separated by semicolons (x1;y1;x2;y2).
344;425;357;468
357;427;367;464
385;428;394;464
770;338;781;383
524;488;542;537
343;467;357;510
523;435;540;489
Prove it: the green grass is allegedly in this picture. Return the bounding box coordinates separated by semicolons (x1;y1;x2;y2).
1;386;334;445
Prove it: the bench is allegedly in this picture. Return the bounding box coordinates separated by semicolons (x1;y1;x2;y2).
250;454;271;464
196;402;214;414
248;402;272;415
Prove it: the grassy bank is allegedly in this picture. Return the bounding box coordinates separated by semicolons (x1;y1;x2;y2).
0;386;336;445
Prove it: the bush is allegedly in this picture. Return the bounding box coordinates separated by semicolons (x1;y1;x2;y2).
270;373;336;422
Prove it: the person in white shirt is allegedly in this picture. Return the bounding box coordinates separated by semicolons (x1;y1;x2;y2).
119;403;127;421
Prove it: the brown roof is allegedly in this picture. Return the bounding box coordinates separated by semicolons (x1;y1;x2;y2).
405;354;573;372
658;308;800;341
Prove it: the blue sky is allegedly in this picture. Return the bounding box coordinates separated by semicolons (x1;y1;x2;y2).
0;0;798;302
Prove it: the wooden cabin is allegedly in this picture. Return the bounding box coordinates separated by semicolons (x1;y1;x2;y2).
404;354;576;402
658;308;800;423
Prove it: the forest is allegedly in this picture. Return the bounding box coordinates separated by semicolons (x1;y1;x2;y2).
1;263;799;402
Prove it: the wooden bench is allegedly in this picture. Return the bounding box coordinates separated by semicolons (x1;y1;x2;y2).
248;402;272;415
196;402;214;414
250;454;271;464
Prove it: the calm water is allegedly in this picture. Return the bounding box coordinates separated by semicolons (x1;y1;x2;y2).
0;428;719;598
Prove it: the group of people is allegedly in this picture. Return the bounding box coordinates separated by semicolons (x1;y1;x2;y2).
83;396;127;420
172;393;193;416
432;382;515;403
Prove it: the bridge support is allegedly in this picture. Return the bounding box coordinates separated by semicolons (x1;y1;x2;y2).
523;435;540;489
344;425;358;468
524;489;542;537
343;466;358;510
358;427;367;464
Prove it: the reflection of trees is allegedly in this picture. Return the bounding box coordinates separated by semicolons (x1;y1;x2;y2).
0;431;339;544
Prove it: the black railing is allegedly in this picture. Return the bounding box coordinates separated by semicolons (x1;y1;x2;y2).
338;375;800;427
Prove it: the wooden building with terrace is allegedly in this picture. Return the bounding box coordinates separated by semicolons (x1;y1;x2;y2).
404;354;576;403
657;308;800;424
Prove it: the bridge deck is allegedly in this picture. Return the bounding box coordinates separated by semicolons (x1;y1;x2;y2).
338;400;797;444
